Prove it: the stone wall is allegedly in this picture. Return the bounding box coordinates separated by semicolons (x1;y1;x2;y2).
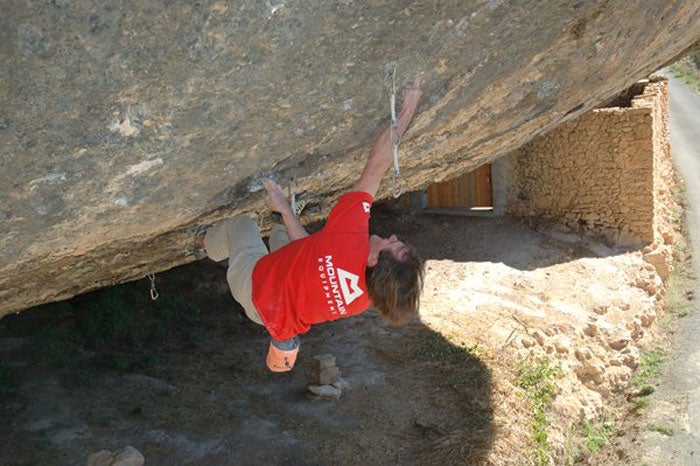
506;78;672;248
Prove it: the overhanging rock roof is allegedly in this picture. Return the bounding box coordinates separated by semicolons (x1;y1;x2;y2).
1;1;699;316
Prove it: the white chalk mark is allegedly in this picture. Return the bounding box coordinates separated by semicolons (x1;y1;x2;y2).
112;196;129;207
29;173;66;190
267;0;285;16
126;158;163;176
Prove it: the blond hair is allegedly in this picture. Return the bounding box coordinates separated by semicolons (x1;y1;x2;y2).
366;244;425;325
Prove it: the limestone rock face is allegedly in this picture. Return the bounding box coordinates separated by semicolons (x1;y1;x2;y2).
1;1;699;315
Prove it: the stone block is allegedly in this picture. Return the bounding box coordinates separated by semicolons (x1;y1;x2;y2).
312;353;341;385
313;366;341;385
332;378;351;390
313;354;336;369
307;384;342;401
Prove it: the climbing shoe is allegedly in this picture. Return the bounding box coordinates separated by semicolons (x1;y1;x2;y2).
269;193;308;224
266;336;300;372
291;195;308;217
183;224;211;260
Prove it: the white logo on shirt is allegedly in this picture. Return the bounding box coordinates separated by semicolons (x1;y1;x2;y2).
317;255;364;315
362;202;371;214
338;268;363;305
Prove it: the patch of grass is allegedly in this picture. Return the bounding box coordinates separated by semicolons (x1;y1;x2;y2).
632;396;651;411
674;299;691;318
413;332;488;390
79;289;200;371
659;315;674;331
411;330;495;465
414;331;474;360
671;48;700;93
633;346;667;387
562;416;614;464
76;368;94;387
562;436;582;466
31;325;82;368
670;60;700;93
77;285;153;347
75;281;201;347
24;278;203;374
516;357;562;466
412;331;493;438
582;418;614;454
666;265;694;318
562;426;584;466
629;346;667;411
647;423;674;436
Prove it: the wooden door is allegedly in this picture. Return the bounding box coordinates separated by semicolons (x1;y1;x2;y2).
426;164;492;209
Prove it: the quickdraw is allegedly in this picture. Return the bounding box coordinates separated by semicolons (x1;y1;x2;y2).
287;177;307;217
147;272;159;301
385;66;403;198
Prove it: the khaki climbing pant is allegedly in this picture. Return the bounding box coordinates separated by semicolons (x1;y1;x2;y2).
203;216;290;325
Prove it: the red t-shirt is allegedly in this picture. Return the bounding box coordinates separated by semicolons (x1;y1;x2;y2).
251;191;373;341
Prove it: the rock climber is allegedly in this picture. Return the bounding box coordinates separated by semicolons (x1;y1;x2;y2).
198;75;425;372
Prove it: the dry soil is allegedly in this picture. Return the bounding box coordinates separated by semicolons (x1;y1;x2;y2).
0;206;675;465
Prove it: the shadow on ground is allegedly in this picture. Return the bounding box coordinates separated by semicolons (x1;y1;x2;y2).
370;203;631;271
0;258;494;465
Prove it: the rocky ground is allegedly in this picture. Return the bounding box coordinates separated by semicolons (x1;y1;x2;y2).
0;204;685;465
584;243;695;466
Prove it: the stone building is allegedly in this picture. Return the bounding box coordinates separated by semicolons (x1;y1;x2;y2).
426;76;674;249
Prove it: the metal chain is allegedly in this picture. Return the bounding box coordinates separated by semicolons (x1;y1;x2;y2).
385;66;403;198
147;272;159;301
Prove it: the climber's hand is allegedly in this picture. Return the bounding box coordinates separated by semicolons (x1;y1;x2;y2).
262;178;290;214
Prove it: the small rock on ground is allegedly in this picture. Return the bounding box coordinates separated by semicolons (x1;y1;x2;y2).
87;446;145;466
307;384;342;401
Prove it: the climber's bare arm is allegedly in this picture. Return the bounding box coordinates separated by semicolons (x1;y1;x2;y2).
262;178;309;240
354;74;422;197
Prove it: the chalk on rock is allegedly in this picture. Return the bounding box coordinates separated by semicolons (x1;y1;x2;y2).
307;384;342;401
87;446;145;466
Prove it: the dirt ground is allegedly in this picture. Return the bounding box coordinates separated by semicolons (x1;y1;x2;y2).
0;205;674;465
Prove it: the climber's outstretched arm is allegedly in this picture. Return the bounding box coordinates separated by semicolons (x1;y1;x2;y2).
353;74;422;197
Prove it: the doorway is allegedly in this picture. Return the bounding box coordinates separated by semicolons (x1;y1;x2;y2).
426;163;493;212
